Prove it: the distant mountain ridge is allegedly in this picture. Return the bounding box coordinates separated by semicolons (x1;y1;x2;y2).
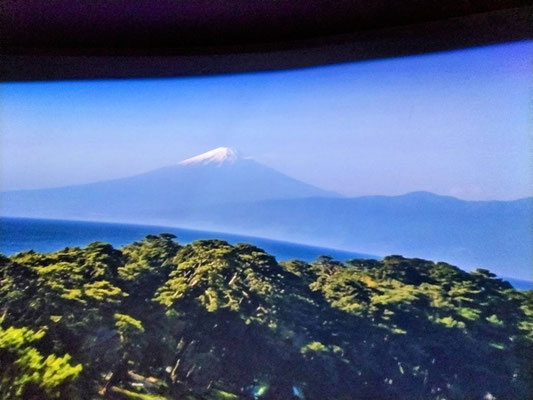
179;192;531;280
1;148;531;280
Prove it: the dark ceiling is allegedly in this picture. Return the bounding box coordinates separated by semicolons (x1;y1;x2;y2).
1;0;531;80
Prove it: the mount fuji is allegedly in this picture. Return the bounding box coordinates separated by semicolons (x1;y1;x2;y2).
1;147;531;280
0;147;339;220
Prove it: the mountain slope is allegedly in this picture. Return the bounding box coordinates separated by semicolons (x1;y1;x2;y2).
0;147;339;219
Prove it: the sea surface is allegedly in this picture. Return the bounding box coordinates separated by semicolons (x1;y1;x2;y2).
1;217;531;290
0;217;376;263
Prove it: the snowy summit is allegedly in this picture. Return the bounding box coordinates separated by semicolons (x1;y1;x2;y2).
179;147;240;166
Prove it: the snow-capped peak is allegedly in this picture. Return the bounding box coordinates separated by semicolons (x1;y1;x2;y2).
179;147;240;166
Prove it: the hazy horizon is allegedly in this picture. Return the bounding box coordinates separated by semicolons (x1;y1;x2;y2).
1;40;531;201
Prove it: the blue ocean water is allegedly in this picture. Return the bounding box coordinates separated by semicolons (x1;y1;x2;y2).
0;217;376;263
1;217;530;290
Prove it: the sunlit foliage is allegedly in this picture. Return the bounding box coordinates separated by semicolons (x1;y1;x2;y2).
0;236;531;399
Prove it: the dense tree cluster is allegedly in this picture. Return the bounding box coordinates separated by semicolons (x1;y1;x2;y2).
0;235;531;399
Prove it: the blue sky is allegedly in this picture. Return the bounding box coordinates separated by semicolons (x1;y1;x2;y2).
1;40;531;200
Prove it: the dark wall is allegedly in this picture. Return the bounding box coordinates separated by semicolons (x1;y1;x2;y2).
1;1;531;81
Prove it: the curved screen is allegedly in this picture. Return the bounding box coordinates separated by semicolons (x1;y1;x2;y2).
0;41;531;400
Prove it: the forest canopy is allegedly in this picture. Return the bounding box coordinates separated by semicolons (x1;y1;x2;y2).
0;235;531;399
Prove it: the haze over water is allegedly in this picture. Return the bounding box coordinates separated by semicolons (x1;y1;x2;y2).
0;217;375;263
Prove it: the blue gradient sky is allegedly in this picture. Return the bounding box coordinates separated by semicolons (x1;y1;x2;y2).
1;41;531;200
